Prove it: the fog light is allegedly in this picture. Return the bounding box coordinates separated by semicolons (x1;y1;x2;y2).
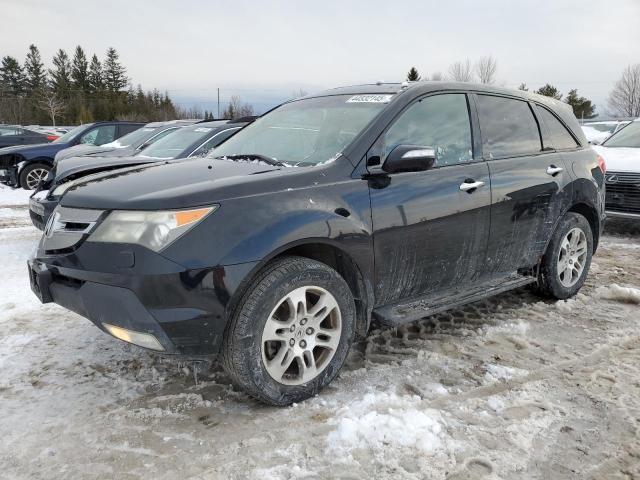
103;323;165;351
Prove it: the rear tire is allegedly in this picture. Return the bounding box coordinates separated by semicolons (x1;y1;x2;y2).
222;256;356;406
536;212;593;300
19;162;51;190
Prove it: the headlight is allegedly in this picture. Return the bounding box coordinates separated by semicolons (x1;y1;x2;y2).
89;206;217;251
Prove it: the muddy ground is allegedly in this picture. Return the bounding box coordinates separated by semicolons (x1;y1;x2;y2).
1;200;639;480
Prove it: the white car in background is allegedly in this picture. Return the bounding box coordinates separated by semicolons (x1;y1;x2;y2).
593;119;640;219
582;120;630;144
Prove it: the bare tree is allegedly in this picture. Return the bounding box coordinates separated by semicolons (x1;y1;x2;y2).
475;55;497;84
430;71;443;81
607;64;640;117
38;90;65;126
448;60;473;82
221;95;254;119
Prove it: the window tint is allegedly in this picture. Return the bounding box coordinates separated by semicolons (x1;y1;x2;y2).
383;93;473;167
476;95;541;158
119;124;141;136
535;105;579;150
80;125;116;145
191;128;239;157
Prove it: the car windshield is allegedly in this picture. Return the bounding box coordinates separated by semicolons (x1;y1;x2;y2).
137;124;222;159
53;124;93;143
102;127;159;148
602;121;640;148
587;123;617;133
211;94;392;166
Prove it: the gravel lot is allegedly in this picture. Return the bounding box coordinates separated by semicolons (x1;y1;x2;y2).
1;186;639;480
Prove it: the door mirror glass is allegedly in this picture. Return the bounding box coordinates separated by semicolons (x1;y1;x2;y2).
383;144;436;173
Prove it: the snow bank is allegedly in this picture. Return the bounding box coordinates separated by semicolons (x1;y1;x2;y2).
0;185;31;207
595;284;640;304
327;392;446;454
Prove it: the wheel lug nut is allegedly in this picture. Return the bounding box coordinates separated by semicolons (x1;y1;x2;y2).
289;338;295;346
306;327;314;335
299;340;307;348
290;325;296;332
300;318;307;325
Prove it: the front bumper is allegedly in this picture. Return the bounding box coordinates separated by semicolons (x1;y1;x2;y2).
29;244;259;356
0;166;18;187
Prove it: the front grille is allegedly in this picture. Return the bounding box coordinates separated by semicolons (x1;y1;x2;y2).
605;171;640;215
29;209;45;230
42;206;104;253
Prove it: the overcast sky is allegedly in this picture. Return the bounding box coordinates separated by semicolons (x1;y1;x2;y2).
2;0;639;114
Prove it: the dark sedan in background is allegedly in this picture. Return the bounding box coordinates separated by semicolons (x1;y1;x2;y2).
29;118;253;230
0;125;59;148
0;121;143;189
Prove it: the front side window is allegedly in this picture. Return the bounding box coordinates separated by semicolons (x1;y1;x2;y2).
477;95;541;158
80;125;116;145
535;105;579;150
381;93;473;167
602;121;640;148
0;127;20;136
212;95;390;166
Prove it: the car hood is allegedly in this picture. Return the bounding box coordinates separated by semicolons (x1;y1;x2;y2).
593;145;640;173
53;155;156;185
55;144;123;161
0;142;59;156
60;157;284;210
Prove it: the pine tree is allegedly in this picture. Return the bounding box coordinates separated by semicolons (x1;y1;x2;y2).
406;67;421;82
0;56;26;95
565;89;596;119
518;83;529;91
49;49;71;97
103;47;128;92
24;45;46;94
535;84;562;100
88;54;103;93
71;46;89;92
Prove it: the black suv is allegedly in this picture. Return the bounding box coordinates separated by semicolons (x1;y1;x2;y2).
0;121;143;189
28;83;605;405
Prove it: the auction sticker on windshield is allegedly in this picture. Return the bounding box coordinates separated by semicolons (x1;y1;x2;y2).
346;94;394;103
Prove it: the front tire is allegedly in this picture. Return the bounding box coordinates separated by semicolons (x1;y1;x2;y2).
222;256;356;406
19;162;51;190
537;212;593;299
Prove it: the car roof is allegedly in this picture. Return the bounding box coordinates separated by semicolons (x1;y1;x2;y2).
144;119;201;128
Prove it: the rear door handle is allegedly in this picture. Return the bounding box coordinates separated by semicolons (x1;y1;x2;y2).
546;165;564;176
459;180;485;192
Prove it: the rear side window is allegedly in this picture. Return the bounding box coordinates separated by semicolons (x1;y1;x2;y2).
119;124;142;136
476;95;541;158
535;105;579;150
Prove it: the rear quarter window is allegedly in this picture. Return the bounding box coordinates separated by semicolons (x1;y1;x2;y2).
535;105;579;150
476;95;542;159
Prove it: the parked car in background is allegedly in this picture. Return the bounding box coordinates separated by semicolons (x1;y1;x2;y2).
0;121;144;189
28;83;605;405
594;118;640;219
54;119;200;162
0;125;59;148
581;120;630;145
29;118;253;230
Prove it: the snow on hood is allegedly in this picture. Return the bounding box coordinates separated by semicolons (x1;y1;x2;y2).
593;145;640;173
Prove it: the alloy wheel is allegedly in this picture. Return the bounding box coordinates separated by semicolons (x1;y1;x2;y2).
25;168;49;190
557;227;588;288
261;285;342;385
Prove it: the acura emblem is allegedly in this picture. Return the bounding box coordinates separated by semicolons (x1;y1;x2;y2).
605;174;619;184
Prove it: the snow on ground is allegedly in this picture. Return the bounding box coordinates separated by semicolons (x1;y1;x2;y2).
1;193;640;479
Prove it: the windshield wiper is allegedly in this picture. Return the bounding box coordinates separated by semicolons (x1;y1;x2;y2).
215;154;287;167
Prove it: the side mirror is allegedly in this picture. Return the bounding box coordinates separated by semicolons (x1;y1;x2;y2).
382;145;436;174
589;139;601;146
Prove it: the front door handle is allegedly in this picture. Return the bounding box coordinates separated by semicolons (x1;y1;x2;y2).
546;165;564;176
459;180;485;192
